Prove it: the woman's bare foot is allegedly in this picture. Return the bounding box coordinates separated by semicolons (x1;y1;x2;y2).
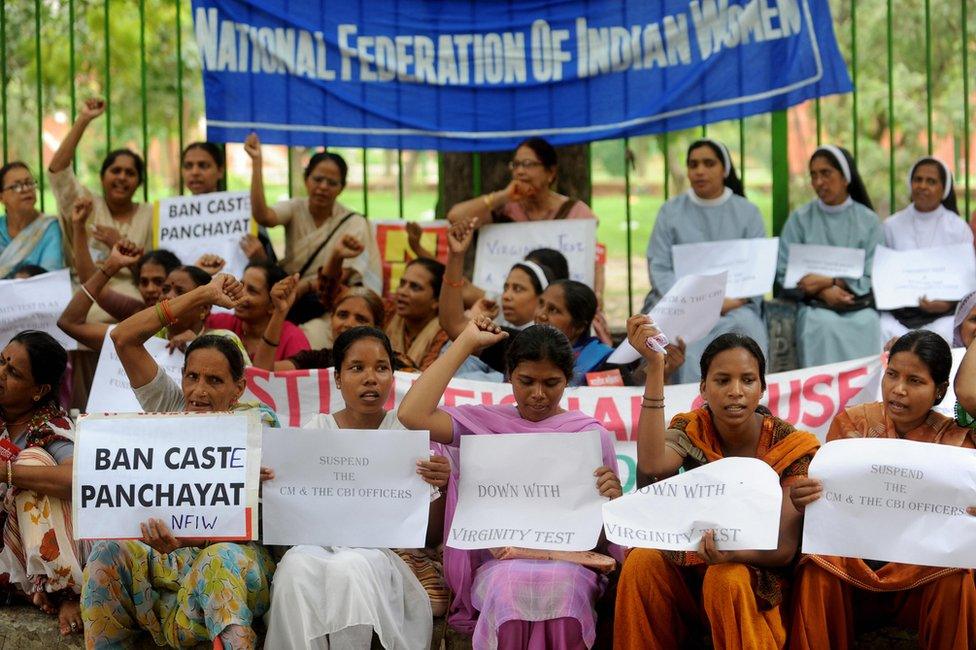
31;590;56;615
58;598;82;636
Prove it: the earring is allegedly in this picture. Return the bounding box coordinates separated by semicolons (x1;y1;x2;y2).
33;395;40;402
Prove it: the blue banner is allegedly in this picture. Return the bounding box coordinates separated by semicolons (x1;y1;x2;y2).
192;0;852;151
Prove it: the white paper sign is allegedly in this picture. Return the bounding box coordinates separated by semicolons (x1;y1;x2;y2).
73;412;261;540
783;244;865;289
0;269;77;351
473;220;597;289
607;272;726;364
802;438;976;568
602;457;782;550
871;244;976;310
261;427;431;547
447;431;605;551
154;191;255;279
86;328;184;413
674;238;779;299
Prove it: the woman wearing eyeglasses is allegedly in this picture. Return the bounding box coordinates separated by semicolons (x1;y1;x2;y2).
447;137;596;226
0;162;63;278
244;133;381;324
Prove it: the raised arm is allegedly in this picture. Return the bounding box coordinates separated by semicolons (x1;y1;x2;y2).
58;238;144;351
439;218;478;339
253;274;300;370
243;133;279;227
446;180;526;228
398;317;508;443
956;335;976;418
111;274;244;389
49;98;105;174
69;196;98;282
628;315;684;487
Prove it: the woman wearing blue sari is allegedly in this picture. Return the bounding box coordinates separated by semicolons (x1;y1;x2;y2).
0;162;62;278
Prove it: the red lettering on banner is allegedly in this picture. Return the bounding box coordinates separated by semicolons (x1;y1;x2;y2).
838;366;869;411
800;374;834;429
630;395;642;441
567;397;581;411
245;369;277;413
480;391;496;405
443;387;475;406
284;370;311;427
691;394;706;410
317;369;331;415
593;397;626;441
768;379;802;423
499;394;517;405
383;381;397;410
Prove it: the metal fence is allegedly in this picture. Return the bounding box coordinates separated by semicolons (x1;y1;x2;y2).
1;1;972;317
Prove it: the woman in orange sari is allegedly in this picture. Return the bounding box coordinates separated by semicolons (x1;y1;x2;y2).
789;329;976;649
614;318;819;650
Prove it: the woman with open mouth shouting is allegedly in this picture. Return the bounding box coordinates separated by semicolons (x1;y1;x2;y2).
265;325;451;649
788;329;976;649
615;319;819;650
80;272;278;649
48;98;154;323
398;318;622;650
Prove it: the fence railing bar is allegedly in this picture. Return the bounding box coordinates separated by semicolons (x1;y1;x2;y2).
104;0;112;152
69;0;77;171
623;137;633;314
34;0;45;211
887;0;895;211
362;147;369;217
964;0;971;220
176;0;185;193
924;0;933;154
1;2;7;162
851;0;859;161
140;0;149;201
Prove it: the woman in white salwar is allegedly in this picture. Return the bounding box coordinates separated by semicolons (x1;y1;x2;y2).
879;157;973;344
265;326;450;649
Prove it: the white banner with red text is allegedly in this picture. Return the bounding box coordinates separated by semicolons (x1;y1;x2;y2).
243;353;906;492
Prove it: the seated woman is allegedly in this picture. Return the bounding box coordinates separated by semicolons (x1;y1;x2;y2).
614;322;819;649
292;233;382;351
48;98;153;321
0;331;83;636
447;137;595;226
789;330;976;649
244;133;381;316
180;141;276;263
776;145;883;366
58;247;212;354
398;319;622;649
0;162;63;278
206;260;310;362
81;274;276;649
265;326;451;648
880;157;973;344
386;257;449;371
643;139;768;382
66;197;181;322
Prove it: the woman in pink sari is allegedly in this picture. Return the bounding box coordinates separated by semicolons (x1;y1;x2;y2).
399;318;622;649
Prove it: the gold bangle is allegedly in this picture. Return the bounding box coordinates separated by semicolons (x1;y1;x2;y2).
445;278;465;288
7;459;12;486
641;404;665;409
642;395;665;401
482;192;494;209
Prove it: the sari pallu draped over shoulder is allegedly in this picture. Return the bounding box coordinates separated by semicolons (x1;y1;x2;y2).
802;402;975;591
661;408;820;609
